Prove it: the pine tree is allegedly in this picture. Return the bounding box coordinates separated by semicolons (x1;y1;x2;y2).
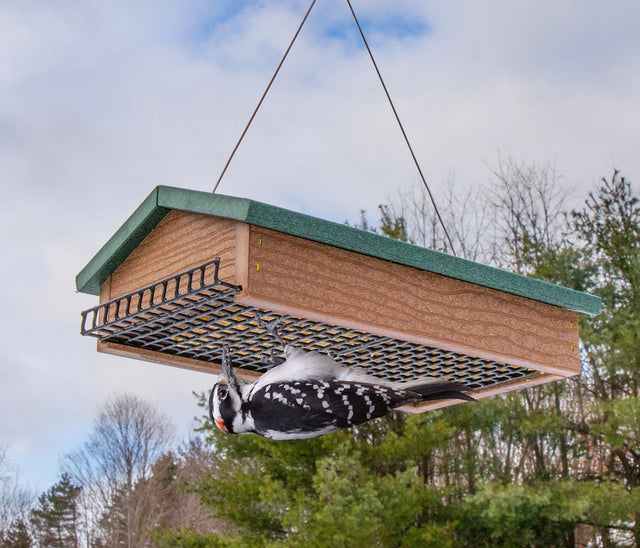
29;473;81;548
569;171;640;544
1;519;32;548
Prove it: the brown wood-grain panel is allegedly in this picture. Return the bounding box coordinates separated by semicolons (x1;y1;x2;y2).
107;211;241;300
238;226;580;376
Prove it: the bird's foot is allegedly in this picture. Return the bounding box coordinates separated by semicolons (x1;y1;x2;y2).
256;313;291;365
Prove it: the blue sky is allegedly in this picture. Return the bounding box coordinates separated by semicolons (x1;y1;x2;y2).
1;0;639;495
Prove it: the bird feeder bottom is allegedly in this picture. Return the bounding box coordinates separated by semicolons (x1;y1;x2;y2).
80;258;548;411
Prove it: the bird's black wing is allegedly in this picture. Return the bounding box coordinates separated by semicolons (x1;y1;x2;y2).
247;380;421;435
247;379;475;440
402;380;476;402
317;380;422;426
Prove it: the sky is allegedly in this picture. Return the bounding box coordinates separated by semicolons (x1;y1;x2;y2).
1;0;639;495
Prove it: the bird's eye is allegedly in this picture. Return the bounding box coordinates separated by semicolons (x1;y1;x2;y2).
217;386;228;398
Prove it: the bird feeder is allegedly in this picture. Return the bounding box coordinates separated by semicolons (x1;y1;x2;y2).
77;186;601;412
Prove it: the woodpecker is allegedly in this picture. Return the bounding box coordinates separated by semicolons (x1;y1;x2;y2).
209;344;476;440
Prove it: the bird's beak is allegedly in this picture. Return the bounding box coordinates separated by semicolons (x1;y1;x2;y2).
219;346;231;381
215;416;228;433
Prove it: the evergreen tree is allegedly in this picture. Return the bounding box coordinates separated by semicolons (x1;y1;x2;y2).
378;204;409;242
29;473;81;548
569;171;640;544
0;447;32;542
1;519;31;548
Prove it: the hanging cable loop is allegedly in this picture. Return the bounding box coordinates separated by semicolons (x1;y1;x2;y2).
213;0;318;194
344;0;457;256
213;0;457;257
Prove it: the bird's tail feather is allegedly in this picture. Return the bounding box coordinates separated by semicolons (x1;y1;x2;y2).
409;381;476;402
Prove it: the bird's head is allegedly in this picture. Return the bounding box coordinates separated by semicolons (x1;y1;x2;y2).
209;350;245;434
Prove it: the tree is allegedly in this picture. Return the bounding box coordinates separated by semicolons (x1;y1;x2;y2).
0;447;32;542
568;170;640;544
384;177;495;262
63;393;174;547
486;155;570;272
29;473;80;547
1;519;32;548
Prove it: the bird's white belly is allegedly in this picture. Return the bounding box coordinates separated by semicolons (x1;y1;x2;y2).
260;425;340;441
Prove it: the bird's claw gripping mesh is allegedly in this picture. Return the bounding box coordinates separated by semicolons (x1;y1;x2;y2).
80;258;537;390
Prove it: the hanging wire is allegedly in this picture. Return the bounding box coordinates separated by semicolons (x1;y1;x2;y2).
212;0;457;257
212;0;318;194
344;0;457;256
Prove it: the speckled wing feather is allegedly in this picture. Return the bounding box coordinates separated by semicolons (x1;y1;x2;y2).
244;379;423;440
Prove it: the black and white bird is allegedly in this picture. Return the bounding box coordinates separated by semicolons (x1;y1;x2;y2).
209;343;476;441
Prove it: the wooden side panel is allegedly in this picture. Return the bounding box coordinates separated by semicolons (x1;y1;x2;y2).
238;226;580;377
106;211;243;300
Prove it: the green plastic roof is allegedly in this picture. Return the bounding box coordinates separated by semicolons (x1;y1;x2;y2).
76;186;601;315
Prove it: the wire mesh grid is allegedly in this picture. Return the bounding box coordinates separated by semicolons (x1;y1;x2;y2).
80;259;538;391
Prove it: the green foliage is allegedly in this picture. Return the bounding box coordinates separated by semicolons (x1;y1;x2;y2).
459;481;586;547
197;413;470;547
152;526;236;548
588;396;640;451
349;205;409;243
572;172;640;385
378;204;409;242
573;170;640;300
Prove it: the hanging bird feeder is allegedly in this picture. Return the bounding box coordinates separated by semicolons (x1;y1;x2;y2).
77;186;601;412
77;1;600;413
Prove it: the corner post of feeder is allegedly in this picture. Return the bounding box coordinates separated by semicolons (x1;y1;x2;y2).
233;222;251;296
